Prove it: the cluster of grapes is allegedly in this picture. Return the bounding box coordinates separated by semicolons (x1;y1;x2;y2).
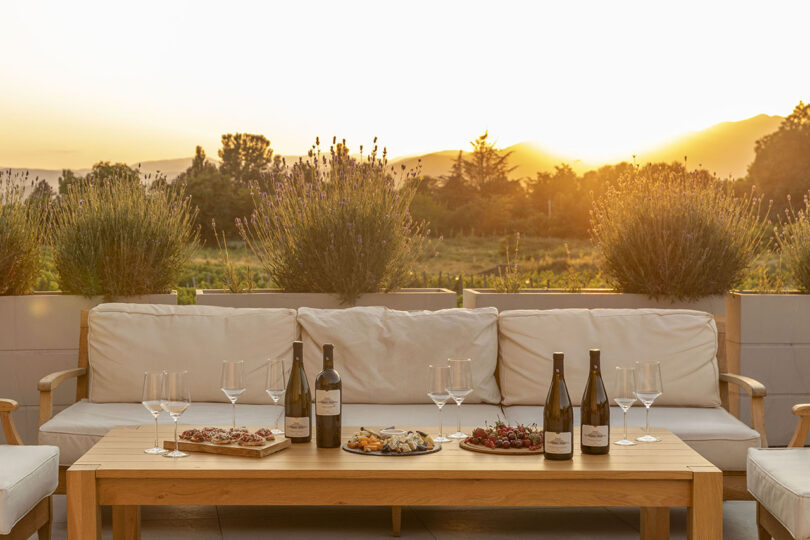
465;421;543;451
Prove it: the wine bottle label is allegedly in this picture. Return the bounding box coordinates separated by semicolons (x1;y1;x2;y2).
545;431;572;454
316;389;341;416
285;416;310;437
581;424;609;447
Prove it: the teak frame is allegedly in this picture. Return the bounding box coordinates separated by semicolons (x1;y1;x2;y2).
0;398;53;540
38;311;768;501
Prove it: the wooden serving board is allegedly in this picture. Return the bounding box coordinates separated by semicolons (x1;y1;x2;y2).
459;440;543;455
164;436;291;458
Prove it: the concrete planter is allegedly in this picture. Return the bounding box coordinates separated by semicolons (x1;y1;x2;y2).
726;291;810;446
196;288;458;310
0;291;177;444
462;288;725;316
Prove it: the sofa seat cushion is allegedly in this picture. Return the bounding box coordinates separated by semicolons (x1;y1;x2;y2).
503;405;760;471
498;309;721;407
88;303;298;404
40;400;504;465
298;307;501;404
748;448;810;539
0;445;59;535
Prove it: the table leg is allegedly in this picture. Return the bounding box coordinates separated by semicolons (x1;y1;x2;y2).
67;465;101;540
641;507;670;539
37;496;53;540
392;506;402;537
687;468;723;540
113;506;141;540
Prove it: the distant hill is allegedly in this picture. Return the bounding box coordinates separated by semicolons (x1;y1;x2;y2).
2;113;786;188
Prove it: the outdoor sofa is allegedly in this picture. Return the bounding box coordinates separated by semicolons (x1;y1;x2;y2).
36;303;766;501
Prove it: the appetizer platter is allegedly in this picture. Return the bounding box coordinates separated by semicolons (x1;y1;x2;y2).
342;427;441;456
459;422;544;455
163;426;291;458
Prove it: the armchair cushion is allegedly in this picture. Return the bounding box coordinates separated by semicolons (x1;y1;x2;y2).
298;307;501;404
87;303;297;404
0;445;58;535
748;448;810;539
498;309;721;407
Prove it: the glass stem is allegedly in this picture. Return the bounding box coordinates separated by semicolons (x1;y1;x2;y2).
232;401;236;428
438;406;443;437
645;405;650;434
456;402;461;434
173;417;179;450
274;401;280;431
623;410;628;441
153;415;159;449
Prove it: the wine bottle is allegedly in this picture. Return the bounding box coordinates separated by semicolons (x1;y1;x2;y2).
315;343;342;448
544;352;574;460
580;349;610;455
284;341;312;443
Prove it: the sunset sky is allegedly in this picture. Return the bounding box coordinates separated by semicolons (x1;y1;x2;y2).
1;0;808;169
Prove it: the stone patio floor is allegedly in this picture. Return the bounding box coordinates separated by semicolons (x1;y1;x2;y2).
37;496;758;539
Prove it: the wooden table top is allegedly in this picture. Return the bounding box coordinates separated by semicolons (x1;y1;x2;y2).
72;425;717;480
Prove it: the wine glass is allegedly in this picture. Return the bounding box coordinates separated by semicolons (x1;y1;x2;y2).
265;358;288;435
446;358;473;440
613;366;637;446
161;370;191;458
221;360;246;428
142;371;167;455
427;365;451;443
634;361;663;442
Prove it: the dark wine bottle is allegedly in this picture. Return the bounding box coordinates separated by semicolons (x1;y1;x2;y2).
544;352;574;460
315;343;341;448
284;341;312;443
580;349;610;455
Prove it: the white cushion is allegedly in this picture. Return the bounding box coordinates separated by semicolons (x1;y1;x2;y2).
748;448;810;539
39;399;503;465
88;303;297;404
498;309;721;407
503;405;760;471
0;445;59;535
297;307;501;404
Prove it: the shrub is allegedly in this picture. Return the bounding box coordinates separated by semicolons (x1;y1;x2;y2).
0;171;48;295
238;138;427;303
51;175;199;297
775;193;810;292
590;168;768;300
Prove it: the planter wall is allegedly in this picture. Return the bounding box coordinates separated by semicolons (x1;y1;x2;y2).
462;288;725;316
726;291;810;446
0;292;177;444
195;288;458;310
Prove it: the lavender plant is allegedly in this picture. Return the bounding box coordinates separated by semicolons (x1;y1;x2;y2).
590;169;768;300
0;171;48;295
51;175;199;297
775;193;810;292
238;138;427;304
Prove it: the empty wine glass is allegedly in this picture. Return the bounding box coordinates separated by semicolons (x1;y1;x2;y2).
142;371;167;455
427;365;451;443
613;366;637;446
221;360;246;428
634;361;663;442
446;358;473;439
161;370;191;458
266;358;288;435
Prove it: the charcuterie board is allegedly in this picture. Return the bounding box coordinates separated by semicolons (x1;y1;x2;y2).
164;436;291;457
459;440;543;455
342;443;441;456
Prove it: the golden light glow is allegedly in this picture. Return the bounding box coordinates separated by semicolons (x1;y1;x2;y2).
0;0;808;169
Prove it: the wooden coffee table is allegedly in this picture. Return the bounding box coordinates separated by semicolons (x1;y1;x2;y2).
67;425;721;539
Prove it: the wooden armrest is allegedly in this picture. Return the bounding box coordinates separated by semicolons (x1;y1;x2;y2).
790;404;810;447
719;373;767;398
793;404;810;416
38;368;87;392
0;398;18;412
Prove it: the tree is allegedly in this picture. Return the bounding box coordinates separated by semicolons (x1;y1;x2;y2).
84;161;141;184
218;133;278;185
57;169;81;195
463;132;518;195
747;101;810;207
189;145;217;177
26;179;55;208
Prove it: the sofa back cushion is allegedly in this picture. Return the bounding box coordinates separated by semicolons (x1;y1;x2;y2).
88;303;297;404
297;306;500;404
498;308;720;407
